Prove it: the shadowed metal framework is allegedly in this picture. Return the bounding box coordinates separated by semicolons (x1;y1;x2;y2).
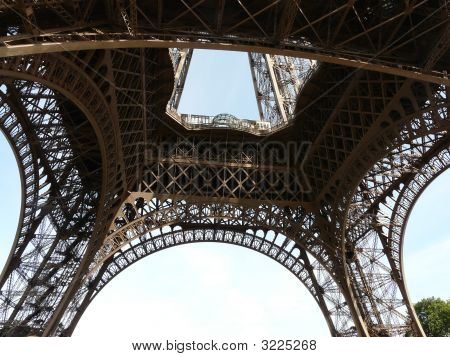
0;0;448;337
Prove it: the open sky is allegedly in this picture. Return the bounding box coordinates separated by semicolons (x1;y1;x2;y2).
0;50;449;338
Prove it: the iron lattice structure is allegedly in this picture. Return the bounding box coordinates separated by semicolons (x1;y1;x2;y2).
0;1;448;337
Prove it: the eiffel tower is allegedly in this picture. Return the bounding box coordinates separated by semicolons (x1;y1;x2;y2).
0;1;448;337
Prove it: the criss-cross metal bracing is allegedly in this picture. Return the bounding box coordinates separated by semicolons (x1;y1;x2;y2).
0;1;448;85
0;79;102;336
0;1;449;337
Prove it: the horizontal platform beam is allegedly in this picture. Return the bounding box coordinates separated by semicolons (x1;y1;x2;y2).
1;39;448;86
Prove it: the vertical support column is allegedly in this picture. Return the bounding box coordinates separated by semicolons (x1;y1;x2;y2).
297;249;338;336
139;48;147;192
248;53;314;125
117;0;134;35
0;80;100;336
343;203;426;336
168;48;193;111
248;53;267;121
248;53;288;124
264;54;289;123
338;265;371;336
130;0;138;35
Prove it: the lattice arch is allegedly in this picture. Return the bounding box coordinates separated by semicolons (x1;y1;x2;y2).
309;79;450;336
389;146;450;292
57;195;358;336
0;53;130;336
0;78;103;336
342;129;450;336
71;225;355;337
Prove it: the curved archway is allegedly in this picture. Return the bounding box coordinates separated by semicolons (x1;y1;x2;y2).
0;130;21;279
57;194;357;336
0;52;126;213
94;195;338;274
79;227;353;337
337;77;449;336
343;129;450;336
0;78;103;336
399;157;450;302
390;148;450;279
74;242;330;338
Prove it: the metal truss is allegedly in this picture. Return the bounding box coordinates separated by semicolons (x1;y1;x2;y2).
0;1;448;85
342;133;450;335
248;53;315;127
0;53;128;336
168;48;193;112
340;85;449;336
94;197;318;269
0;0;449;338
0;79;100;336
306;76;450;203
50;194;353;337
141;135;312;206
47;197;345;336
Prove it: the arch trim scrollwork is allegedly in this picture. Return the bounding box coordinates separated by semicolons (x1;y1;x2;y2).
85;226;355;337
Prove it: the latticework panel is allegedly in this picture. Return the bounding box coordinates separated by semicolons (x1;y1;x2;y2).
0;80;100;336
1;1;448;83
141;136;312;205
342;88;449;336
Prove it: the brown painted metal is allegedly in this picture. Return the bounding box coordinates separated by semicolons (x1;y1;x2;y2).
0;1;449;337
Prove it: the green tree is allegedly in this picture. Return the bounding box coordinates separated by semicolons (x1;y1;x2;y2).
413;297;450;337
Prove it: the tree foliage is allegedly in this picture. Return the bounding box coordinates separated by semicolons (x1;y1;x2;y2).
414;297;450;337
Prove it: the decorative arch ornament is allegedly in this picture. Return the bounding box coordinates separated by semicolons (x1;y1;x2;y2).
59;196;358;336
86;225;354;337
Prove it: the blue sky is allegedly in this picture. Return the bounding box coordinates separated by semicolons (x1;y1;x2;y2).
177;49;260;119
0;50;449;338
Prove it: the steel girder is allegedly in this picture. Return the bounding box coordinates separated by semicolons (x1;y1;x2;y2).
0;0;448;338
0;1;448;85
0;55;449;337
343;135;450;336
0;54;126;336
0;79;101;336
